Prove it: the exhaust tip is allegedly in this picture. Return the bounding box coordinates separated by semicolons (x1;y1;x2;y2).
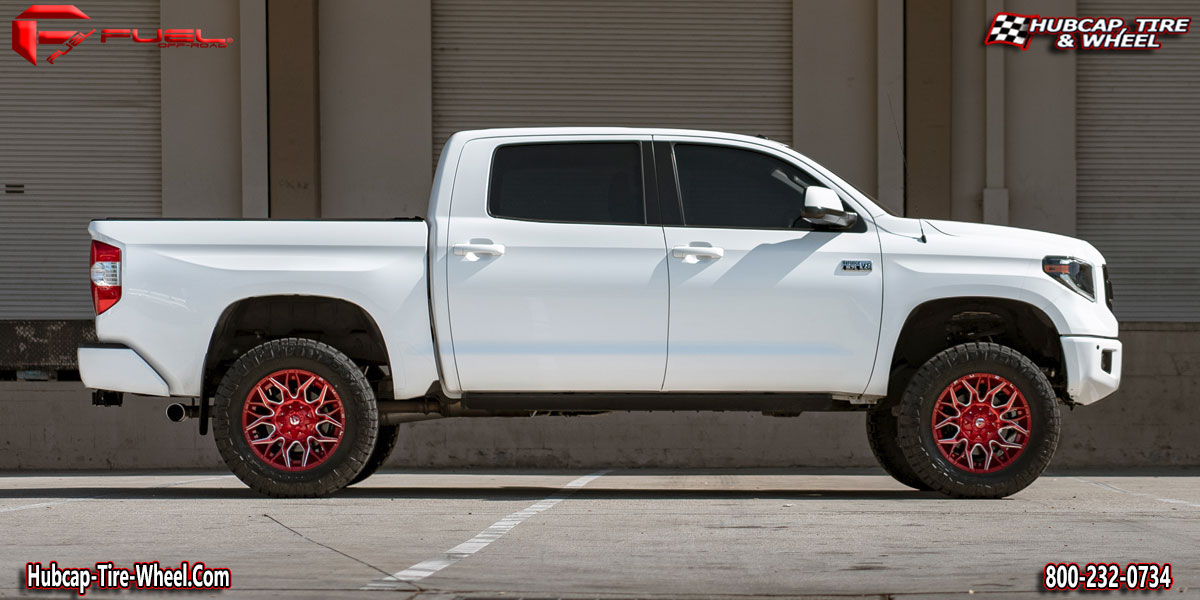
166;403;193;422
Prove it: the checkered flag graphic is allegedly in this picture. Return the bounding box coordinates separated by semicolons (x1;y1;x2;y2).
985;12;1034;49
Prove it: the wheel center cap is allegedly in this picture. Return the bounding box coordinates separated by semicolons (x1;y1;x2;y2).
289;415;301;426
975;417;986;428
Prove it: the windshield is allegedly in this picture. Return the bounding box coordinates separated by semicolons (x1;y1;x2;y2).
768;142;895;218
843;178;898;217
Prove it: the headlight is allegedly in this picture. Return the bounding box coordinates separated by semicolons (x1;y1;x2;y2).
1043;256;1096;301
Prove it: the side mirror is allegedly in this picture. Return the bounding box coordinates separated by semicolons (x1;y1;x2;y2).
802;186;857;229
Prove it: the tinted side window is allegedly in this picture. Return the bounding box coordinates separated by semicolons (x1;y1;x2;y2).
674;144;821;229
489;143;645;225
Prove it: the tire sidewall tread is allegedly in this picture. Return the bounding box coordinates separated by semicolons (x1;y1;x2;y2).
349;424;400;486
895;342;1061;499
866;408;931;491
211;338;379;498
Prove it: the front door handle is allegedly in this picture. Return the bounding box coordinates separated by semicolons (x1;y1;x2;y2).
453;242;506;260
672;245;724;262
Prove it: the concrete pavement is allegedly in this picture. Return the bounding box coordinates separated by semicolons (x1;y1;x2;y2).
1;469;1197;599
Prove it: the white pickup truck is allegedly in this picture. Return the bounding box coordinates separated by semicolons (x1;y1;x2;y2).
79;128;1121;498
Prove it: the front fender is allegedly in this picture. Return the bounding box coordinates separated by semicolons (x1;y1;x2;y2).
864;240;1117;398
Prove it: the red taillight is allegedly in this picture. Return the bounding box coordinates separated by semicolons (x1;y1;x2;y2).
90;240;121;314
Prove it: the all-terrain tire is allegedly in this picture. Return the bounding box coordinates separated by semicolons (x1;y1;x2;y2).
212;338;378;497
896;342;1060;499
349;424;400;485
866;408;932;491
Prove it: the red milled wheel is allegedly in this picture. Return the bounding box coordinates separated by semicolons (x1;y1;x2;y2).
242;369;346;472
896;343;1060;498
931;373;1032;474
213;338;378;497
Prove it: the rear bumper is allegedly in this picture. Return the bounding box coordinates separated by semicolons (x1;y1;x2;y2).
1061;336;1122;405
77;344;170;397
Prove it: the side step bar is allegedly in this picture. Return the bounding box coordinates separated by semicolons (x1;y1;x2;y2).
460;392;862;413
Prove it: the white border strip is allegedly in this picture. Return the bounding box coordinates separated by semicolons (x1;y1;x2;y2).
0;476;232;514
1073;477;1200;509
363;470;608;590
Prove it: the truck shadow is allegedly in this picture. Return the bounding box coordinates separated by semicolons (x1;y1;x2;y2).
339;487;944;500
0;486;944;501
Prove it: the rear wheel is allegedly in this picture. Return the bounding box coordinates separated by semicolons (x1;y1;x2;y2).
212;338;378;497
896;342;1060;498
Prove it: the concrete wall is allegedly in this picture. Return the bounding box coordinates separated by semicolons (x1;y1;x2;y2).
947;0;1077;234
160;0;243;219
792;0;878;198
4;325;1196;470
905;0;952;219
949;0;986;224
160;0;267;219
319;0;432;218
1005;0;1077;236
267;0;322;218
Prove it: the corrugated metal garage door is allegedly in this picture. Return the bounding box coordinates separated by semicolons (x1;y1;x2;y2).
432;0;792;162
0;0;161;319
1077;0;1200;321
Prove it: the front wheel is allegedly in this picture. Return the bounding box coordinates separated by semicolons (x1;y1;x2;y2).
349;424;400;486
866;407;931;491
896;342;1061;498
212;338;379;497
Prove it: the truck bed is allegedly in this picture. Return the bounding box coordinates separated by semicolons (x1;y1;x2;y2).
88;219;439;399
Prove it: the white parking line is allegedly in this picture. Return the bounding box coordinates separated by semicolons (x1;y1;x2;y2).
0;476;233;514
1073;477;1200;509
363;471;609;591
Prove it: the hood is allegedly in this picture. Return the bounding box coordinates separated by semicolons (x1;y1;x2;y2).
922;219;1105;264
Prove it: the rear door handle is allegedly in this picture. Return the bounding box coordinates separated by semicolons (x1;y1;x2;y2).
672;245;724;261
453;243;506;259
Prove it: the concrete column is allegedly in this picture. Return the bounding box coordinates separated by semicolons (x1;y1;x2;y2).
239;0;268;218
319;0;432;218
904;0;952;219
949;0;986;223
982;0;1009;224
267;0;321;218
792;1;878;197
876;0;905;215
160;0;242;218
1005;0;1076;236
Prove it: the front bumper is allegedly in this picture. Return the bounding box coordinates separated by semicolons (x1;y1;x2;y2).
1060;336;1122;405
78;344;170;397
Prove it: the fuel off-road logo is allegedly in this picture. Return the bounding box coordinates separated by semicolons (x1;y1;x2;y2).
985;12;1190;50
11;4;232;65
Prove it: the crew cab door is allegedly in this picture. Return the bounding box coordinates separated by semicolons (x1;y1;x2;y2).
444;136;669;391
655;137;883;393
